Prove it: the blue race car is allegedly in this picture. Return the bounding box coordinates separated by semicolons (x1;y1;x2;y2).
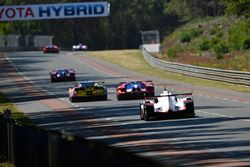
116;81;154;100
50;69;76;82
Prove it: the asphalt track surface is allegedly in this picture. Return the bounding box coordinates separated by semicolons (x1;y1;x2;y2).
1;51;250;167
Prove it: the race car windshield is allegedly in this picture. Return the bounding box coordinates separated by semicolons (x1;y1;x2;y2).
79;82;95;88
126;82;145;89
58;70;69;74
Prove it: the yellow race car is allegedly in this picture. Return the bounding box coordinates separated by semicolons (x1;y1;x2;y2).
68;81;107;102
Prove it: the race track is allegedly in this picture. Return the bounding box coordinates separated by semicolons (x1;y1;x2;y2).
1;51;250;167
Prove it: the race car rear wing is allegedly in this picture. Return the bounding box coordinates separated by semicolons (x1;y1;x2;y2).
117;80;154;86
143;92;193;99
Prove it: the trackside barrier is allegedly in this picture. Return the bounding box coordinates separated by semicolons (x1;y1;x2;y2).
142;49;250;86
0;114;8;161
0;35;53;48
0;114;167;167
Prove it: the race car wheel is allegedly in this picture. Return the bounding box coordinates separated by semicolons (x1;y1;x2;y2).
69;97;76;102
140;104;144;120
146;93;154;97
117;95;123;101
101;95;108;100
140;105;144;120
143;109;150;121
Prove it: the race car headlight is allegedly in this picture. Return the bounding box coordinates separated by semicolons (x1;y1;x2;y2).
57;74;60;77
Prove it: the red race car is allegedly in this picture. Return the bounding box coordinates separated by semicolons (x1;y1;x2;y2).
50;69;76;82
116;80;154;100
43;45;60;53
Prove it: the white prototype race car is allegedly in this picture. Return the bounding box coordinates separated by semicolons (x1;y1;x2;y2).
139;89;195;121
72;43;87;51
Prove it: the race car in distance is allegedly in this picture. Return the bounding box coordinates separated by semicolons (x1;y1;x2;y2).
139;89;195;121
116;80;154;100
72;43;87;51
43;45;60;53
50;69;76;82
68;81;107;102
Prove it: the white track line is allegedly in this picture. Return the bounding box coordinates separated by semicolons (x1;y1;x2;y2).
196;110;250;122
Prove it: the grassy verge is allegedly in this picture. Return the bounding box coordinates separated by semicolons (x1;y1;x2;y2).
0;162;14;167
0;92;32;124
87;50;250;93
162;17;250;71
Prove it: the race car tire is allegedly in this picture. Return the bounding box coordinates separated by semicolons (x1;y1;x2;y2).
139;104;144;120
190;112;196;118
69;97;77;102
140;105;144;120
143;109;150;121
101;95;108;100
186;102;195;113
117;95;123;100
146;93;154;97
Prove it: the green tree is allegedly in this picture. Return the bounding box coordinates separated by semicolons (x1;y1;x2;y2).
165;0;224;20
220;0;250;18
0;0;227;50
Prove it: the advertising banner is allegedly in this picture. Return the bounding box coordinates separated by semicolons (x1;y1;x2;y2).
0;2;110;21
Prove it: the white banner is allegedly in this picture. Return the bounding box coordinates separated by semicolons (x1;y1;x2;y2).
0;2;110;21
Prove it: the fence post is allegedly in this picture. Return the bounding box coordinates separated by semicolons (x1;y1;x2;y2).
48;132;61;167
0;113;8;161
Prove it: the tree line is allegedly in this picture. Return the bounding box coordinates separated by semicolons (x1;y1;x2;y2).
0;0;249;50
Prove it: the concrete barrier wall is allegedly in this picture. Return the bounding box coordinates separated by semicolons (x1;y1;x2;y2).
0;35;53;50
33;35;53;47
6;35;21;47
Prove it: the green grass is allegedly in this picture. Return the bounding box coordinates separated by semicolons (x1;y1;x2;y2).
0;162;14;167
162;16;250;71
88;50;250;93
0;92;33;125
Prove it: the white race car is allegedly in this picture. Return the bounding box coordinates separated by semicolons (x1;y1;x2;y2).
139;89;195;121
72;43;87;51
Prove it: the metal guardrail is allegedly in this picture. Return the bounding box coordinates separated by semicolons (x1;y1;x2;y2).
142;49;250;86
